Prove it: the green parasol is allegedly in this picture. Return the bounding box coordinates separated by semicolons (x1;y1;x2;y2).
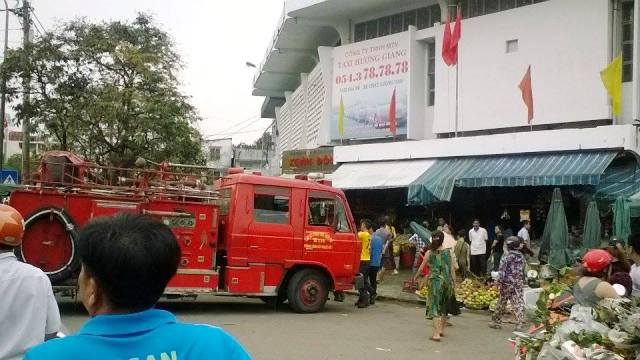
613;196;631;245
580;201;601;253
409;221;431;247
538;188;573;269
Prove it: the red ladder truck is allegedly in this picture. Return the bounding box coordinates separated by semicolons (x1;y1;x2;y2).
9;151;361;313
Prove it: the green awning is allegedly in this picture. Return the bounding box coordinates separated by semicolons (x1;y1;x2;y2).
407;158;475;205
456;151;617;188
408;151;618;205
594;163;640;199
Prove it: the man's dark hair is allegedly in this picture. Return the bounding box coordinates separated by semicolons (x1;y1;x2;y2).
78;213;181;311
360;218;373;230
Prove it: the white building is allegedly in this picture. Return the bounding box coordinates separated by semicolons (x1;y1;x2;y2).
203;138;233;176
253;0;640;233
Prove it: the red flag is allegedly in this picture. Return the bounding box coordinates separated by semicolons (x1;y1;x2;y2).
389;88;397;136
519;65;534;123
450;8;462;65
441;15;453;66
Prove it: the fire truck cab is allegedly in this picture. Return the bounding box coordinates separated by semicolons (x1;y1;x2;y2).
9;153;360;313
212;171;360;312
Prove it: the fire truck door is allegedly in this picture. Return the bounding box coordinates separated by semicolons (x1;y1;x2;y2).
303;192;356;276
247;186;293;263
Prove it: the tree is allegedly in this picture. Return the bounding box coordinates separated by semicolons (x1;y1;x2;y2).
5;154;23;171
2;14;204;167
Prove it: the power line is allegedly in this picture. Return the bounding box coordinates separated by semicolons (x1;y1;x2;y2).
204;114;262;138
29;7;45;35
206;125;270;138
206;114;260;136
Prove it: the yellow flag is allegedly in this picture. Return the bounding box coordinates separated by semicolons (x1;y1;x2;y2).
600;54;622;116
338;96;345;137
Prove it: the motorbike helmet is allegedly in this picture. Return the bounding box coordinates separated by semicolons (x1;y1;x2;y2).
0;204;24;247
506;236;521;251
582;249;613;273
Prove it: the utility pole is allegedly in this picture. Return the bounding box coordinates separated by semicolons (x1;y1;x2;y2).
20;0;30;183
0;0;9;171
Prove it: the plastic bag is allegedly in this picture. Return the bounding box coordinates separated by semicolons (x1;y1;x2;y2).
570;305;595;324
536;343;573;360
584;348;624;360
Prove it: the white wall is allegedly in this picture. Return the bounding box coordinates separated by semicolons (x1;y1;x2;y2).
434;0;612;134
334;125;639;163
203;138;233;169
407;26;427;140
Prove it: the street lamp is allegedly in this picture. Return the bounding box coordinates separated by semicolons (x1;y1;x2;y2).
245;62;257;68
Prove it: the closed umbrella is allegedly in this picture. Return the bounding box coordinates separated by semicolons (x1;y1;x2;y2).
409;221;431;247
613;196;631;245
581;201;601;253
539;188;573;269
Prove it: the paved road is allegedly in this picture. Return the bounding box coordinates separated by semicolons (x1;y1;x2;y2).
58;295;516;360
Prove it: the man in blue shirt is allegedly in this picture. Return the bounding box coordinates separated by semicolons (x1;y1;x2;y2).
25;213;251;360
367;226;388;304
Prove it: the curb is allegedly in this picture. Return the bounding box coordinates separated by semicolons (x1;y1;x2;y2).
344;290;425;306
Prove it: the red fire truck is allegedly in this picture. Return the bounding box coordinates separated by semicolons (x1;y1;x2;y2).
8;152;361;313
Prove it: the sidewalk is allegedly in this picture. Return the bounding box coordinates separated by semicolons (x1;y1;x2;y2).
345;268;519;324
345;268;424;304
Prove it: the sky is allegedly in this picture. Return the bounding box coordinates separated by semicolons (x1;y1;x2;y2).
6;0;284;144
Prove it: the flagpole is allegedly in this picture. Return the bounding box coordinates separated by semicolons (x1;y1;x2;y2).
453;4;458;138
455;59;459;138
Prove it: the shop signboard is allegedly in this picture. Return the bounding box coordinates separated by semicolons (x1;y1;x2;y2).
282;147;336;174
330;32;410;140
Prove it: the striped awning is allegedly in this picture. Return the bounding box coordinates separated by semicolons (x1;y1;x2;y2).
407;158;476;205
408;151;618;205
595;163;640;199
456;151;618;188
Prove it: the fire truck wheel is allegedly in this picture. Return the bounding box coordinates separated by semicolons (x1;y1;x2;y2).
17;208;80;284
287;269;329;313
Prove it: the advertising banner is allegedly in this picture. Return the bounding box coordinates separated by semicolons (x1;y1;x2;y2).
331;32;410;140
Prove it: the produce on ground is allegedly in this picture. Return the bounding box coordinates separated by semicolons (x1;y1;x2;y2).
455;278;499;310
513;283;640;360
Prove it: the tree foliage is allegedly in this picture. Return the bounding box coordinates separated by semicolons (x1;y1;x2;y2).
2;14;204;167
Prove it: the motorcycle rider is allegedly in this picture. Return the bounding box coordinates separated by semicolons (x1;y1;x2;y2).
0;204;61;360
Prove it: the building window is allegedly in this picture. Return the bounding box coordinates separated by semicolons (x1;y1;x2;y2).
354;23;365;42
254;192;290;224
354;5;441;42
417;8;429;29
353;1;545;42
365;19;377;40
208;146;221;161
403;11;417;29
428;6;441;28
427;42;435;106
622;0;634;82
390;14;403;34
378;17;390;37
506;39;518;53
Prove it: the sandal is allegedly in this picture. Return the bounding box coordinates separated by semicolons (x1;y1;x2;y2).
429;337;441;342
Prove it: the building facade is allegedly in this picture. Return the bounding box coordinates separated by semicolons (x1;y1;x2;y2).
253;0;640;236
202;138;273;175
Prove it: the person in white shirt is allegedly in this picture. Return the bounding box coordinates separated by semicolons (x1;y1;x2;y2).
517;220;531;248
0;204;61;360
468;219;488;277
